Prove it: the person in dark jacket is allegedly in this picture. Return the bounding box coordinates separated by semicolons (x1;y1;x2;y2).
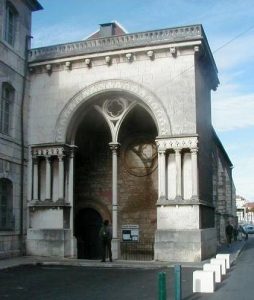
225;221;234;246
99;220;112;262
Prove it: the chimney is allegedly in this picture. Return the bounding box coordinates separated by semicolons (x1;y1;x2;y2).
99;23;115;37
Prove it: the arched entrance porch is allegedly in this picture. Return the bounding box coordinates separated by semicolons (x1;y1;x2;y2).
72;91;158;259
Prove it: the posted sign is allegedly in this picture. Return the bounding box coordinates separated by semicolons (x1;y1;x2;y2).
122;224;139;241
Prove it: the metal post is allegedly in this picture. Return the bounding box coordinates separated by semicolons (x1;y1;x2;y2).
158;272;166;300
174;264;182;300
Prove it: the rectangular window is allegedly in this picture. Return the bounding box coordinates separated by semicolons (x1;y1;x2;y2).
0;84;14;135
0;178;13;230
4;2;17;46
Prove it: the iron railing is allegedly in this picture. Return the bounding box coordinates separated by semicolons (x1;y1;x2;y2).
120;240;154;261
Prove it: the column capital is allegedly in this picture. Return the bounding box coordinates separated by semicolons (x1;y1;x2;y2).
32;156;39;163
158;149;166;155
174;148;182;154
109;142;120;151
190;148;198;153
58;154;65;161
45;155;52;162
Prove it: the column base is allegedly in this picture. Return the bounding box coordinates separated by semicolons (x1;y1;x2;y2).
111;238;120;259
154;228;216;262
26;228;76;258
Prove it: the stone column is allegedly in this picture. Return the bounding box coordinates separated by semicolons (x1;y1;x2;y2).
67;150;74;205
32;157;39;200
109;142;120;259
45;156;52;200
67;147;77;257
58;155;65;201
175;149;182;200
158;149;166;202
191;148;199;199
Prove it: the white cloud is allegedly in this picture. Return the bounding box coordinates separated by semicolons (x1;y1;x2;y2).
212;93;254;131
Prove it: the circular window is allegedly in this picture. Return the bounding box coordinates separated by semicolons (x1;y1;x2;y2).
122;137;157;177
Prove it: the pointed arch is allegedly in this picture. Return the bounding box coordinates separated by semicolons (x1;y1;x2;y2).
54;79;172;143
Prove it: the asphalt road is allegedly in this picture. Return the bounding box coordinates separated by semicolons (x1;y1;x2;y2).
1;237;251;300
0;264;196;300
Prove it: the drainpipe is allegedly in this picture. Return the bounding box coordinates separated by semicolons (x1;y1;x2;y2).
20;35;31;255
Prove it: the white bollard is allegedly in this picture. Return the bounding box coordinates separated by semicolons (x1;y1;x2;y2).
193;270;215;293
203;263;222;283
216;254;230;269
210;258;226;275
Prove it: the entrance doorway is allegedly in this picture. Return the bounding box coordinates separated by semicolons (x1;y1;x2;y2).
75;208;102;259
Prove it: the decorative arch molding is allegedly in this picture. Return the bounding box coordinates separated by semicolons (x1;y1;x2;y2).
55;79;172;142
76;199;111;224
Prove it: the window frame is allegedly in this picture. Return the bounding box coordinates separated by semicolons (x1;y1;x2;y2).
0;178;14;231
0;82;14;135
4;1;18;47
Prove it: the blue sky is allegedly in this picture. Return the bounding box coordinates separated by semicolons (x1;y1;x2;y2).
31;0;254;201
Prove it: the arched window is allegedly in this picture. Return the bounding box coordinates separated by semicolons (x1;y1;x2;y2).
1;82;14;135
0;178;13;230
4;1;18;46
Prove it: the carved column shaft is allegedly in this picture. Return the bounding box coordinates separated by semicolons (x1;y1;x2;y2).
45;156;51;200
109;142;120;239
58;155;65;200
158;150;166;201
32;157;39;200
191;148;198;198
67;150;74;206
175;149;182;199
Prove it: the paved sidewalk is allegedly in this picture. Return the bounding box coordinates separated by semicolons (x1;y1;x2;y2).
0;240;246;271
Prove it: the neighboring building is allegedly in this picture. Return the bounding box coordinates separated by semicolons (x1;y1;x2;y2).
1;2;236;261
0;0;42;258
236;195;254;224
236;195;247;223
245;203;254;224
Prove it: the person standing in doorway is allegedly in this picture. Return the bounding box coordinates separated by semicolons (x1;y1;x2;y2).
225;221;234;246
99;220;112;262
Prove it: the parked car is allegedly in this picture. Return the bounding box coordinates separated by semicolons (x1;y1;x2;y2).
243;225;254;234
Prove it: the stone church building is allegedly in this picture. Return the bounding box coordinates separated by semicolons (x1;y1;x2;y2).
0;0;236;261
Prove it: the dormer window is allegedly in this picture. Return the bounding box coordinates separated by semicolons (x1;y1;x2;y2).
4;1;17;46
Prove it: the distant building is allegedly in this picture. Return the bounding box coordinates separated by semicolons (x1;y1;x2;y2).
236;195;254;224
1;1;236;261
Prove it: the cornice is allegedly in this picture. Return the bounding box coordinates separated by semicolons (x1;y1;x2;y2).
28;25;216;66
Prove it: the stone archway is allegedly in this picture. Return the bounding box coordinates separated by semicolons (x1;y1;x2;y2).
55;80;166;259
54;79;172;143
72;98;158;259
75;208;102;259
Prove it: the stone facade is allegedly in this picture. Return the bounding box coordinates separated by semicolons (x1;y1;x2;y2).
212;131;236;244
0;0;42;258
1;5;236;261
